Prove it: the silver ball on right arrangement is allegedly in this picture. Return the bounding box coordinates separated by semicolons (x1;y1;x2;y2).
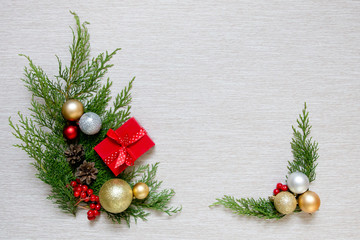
287;172;309;194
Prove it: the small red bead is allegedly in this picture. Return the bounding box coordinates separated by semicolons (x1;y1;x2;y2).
93;210;100;216
87;210;94;217
90;195;96;202
90;203;96;209
276;183;283;190
95;204;101;211
273;189;280;196
70;181;77;187
281;185;288;191
74;191;80;198
88;215;96;221
80;192;87;199
87;189;93;195
81;185;88;192
76;179;81;183
74;186;81;192
78;184;83;188
84;197;90;203
95;196;99;202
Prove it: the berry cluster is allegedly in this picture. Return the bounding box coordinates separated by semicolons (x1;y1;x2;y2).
273;182;288;196
70;179;101;221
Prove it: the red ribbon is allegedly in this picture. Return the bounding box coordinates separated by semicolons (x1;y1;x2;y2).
105;127;147;168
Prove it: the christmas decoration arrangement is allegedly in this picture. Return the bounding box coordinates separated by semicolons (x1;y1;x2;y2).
9;12;181;225
211;104;320;219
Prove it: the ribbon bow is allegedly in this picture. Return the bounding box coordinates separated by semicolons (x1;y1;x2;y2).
105;127;147;168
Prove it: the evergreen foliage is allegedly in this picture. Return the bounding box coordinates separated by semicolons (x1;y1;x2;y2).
9;12;180;226
288;103;319;182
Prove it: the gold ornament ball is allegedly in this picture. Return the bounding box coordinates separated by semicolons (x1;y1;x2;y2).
133;182;149;200
298;191;321;213
274;191;297;215
99;179;133;214
61;99;84;121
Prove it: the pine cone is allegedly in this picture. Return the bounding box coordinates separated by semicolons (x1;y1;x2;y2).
64;144;85;167
75;161;98;185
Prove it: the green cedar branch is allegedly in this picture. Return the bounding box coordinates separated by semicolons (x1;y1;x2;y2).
288;103;319;182
211;196;284;219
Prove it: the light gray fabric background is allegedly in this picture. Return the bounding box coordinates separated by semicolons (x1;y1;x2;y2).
1;1;359;239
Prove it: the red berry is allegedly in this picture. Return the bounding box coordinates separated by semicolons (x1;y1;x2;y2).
75;186;82;192
93;210;100;216
87;189;93;195
281;185;288;191
88;215;96;221
80;192;87;199
276;183;283;190
90;203;96;209
78;184;83;189
273;189;280;196
90;195;96;202
74;191;80;198
76;179;81;183
87;210;94;217
81;185;88;192
70;181;77;187
95;204;101;211
95;196;99;202
84;197;90;203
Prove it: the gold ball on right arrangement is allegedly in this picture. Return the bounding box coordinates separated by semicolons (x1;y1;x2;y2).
298;191;320;213
133;182;149;200
274;191;297;215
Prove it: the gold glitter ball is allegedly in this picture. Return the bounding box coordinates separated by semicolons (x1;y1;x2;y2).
274;191;297;215
99;179;133;214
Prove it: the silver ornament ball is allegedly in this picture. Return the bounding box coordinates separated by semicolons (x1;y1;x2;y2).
287;172;309;194
79;112;102;135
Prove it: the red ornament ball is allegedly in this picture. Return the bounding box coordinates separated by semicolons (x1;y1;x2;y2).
281;185;288;191
63;125;78;140
273;189;280;196
276;183;283;190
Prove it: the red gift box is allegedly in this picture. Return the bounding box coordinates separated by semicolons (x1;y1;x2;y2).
94;117;155;176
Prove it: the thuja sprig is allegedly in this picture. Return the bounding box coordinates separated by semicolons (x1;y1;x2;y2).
211;104;318;219
211;196;284;219
9;12;179;225
288;103;319;182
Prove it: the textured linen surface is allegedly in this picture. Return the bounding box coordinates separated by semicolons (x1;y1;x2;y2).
0;1;359;239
